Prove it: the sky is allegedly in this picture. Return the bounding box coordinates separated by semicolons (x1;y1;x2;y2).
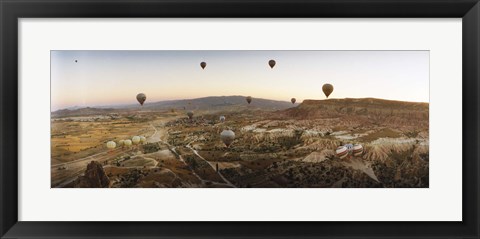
51;50;429;111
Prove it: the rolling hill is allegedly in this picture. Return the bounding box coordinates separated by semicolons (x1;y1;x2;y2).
52;96;294;117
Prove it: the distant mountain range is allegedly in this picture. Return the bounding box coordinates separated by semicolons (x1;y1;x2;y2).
51;107;118;118
138;95;293;111
51;96;294;117
52;96;429;124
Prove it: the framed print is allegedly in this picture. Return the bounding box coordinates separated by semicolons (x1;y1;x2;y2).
49;50;430;189
1;0;479;238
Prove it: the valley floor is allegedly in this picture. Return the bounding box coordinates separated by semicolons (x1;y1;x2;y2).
51;108;429;188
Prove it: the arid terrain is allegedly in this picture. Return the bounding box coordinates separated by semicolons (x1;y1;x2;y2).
51;96;429;188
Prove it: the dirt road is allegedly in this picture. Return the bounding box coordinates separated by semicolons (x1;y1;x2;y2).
186;144;236;187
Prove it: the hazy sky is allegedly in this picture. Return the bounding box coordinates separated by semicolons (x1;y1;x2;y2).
51;50;429;111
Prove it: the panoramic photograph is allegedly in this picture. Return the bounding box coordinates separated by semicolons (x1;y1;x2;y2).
51;50;429;188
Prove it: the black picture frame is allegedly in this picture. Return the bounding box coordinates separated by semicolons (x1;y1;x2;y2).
1;0;479;238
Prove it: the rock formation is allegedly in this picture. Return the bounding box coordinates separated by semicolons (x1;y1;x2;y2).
73;161;110;188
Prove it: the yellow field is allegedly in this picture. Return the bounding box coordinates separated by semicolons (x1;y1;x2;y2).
51;114;158;163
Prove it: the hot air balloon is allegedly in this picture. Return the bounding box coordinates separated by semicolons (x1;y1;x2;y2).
291;98;296;104
352;144;364;157
187;111;194;119
268;59;276;69
335;145;348;159
344;143;354;153
322;84;334;98
246;96;252;104
140;136;147;144
124;139;132;147
118;140;125;147
75;60;78;63
220;130;235;147
132;136;140;145
219;115;226;123
200;62;207;69
106;141;116;149
136;93;146;106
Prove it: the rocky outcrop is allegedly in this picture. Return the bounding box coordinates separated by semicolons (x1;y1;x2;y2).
281;98;429;128
73;161;110;188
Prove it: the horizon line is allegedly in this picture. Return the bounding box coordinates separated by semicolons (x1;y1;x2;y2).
52;95;430;112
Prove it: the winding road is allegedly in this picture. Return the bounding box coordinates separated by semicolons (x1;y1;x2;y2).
150;123;234;187
186;144;236;187
54;117;236;188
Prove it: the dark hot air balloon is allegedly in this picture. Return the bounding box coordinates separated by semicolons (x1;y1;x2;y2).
200;62;207;69
268;60;276;69
246;96;252;104
322;84;334;98
136;93;146;106
187;111;194;119
291;98;296;104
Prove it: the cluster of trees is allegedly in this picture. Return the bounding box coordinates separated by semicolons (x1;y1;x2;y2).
142;143;161;154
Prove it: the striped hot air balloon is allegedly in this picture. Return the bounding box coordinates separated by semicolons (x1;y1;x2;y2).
335;145;349;159
352;144;364;157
